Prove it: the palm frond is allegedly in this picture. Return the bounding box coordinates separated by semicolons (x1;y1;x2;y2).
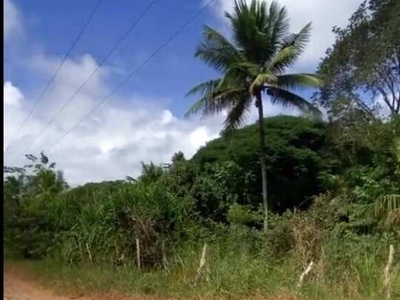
185;97;209;117
250;73;278;95
222;94;253;132
185;79;221;98
268;2;290;49
195;26;242;72
276;73;324;91
267;45;297;72
281;22;312;52
233;61;261;76
367;195;400;228
217;67;248;91
268;87;321;118
202;25;240;56
270;22;312;72
226;0;272;63
186;87;247;118
185;79;222;117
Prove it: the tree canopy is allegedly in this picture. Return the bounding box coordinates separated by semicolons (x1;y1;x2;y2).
316;0;400;118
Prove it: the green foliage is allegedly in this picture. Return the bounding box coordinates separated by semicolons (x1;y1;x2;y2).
188;160;254;222
57;181;192;266
227;204;263;230
137;162;165;185
366;195;400;230
4;153;68;259
316;0;400;117
193;115;328;211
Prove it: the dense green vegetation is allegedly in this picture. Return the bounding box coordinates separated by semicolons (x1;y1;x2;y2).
4;0;400;299
193;116;327;212
4;114;400;299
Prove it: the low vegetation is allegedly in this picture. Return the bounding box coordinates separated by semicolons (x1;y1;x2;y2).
4;0;400;299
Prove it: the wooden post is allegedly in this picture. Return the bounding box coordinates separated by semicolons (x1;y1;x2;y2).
298;261;314;289
136;238;141;271
85;243;93;264
195;243;208;283
384;245;394;299
162;239;168;270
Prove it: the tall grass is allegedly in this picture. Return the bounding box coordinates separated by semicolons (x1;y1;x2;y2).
4;176;400;299
6;231;399;300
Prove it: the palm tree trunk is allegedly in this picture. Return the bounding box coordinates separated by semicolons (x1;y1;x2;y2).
256;93;268;232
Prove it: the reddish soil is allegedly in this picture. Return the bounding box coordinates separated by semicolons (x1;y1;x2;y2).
3;267;297;300
3;269;157;300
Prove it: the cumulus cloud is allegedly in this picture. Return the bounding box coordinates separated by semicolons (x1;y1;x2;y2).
209;0;363;71
4;54;226;186
4;81;23;107
4;0;22;42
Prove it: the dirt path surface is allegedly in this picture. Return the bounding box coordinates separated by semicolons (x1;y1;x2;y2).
3;270;155;300
4;271;74;300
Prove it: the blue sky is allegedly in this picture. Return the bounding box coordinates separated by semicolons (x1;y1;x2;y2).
4;0;363;185
5;0;221;116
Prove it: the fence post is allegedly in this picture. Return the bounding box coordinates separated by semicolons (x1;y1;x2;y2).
85;243;93;264
384;244;394;299
136;238;141;271
162;239;168;270
195;243;208;283
297;261;314;289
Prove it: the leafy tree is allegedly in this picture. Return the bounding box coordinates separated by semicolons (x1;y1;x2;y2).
4;153;68;258
192;116;327;212
188;160;253;222
316;0;400;117
4;152;68;198
186;0;322;231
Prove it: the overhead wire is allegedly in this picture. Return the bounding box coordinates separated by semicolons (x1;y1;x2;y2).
20;0;159;156
4;0;105;156
47;0;216;153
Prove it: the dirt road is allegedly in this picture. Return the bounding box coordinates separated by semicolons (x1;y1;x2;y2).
3;270;155;300
4;271;75;300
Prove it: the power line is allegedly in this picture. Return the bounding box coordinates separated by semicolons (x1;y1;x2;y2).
4;0;105;156
48;0;216;153
23;0;159;154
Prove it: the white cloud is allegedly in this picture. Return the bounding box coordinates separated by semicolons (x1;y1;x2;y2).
4;81;23;107
4;0;22;42
209;0;363;71
4;54;228;186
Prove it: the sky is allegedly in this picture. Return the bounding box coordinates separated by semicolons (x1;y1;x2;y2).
4;0;363;185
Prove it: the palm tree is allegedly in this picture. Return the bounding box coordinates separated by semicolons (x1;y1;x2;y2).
186;0;322;231
138;162;164;185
